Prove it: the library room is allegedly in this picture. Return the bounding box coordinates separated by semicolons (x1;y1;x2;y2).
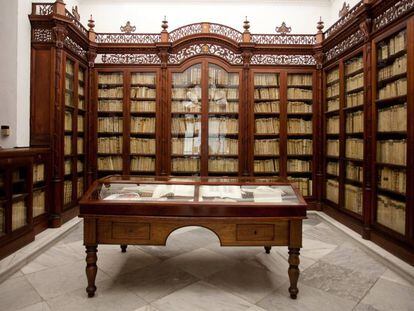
0;0;413;310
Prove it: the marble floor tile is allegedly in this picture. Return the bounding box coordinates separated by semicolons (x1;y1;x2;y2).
300;261;375;302
304;222;349;246
0;276;42;310
59;223;83;245
46;278;147;311
379;269;414;288
9;270;24;279
152;281;256;311
360;278;414;311
165;248;236;279
304;214;322;227
133;306;159;311
206;261;288;304
353;303;380;311
116;261;198;303
257;282;357;311
25;259;110;300
320;242;387;280
16;302;51;311
298;238;338;260
206;245;264;262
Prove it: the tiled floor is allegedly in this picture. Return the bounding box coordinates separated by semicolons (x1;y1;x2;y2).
1;215;414;311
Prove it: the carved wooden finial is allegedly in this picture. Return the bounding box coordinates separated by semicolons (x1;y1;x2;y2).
317;17;324;33
88;15;95;32
276;22;291;35
120;21;136;34
243;16;250;33
162;16;168;32
339;2;350;18
72;5;80;21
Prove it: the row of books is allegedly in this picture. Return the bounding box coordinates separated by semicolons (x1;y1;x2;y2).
12;200;26;231
209;102;239;113
64;136;72;155
326;179;339;203
132;101;157;113
344;184;363;215
131;117;156;133
78;69;84;82
346;91;364;107
345;57;363;75
377;139;406;165
254;139;279;155
254;159;279;173
171;157;200;172
210;88;238;100
172;101;201;113
131;138;156;154
327;68;339;84
97;156;123;171
287;74;312;86
98;117;123;133
287;159;311;172
327;161;339;176
172;117;201;136
254;88;279;100
172;137;200;155
209;138;238;155
327;116;340;134
65;61;74;75
287;118;312;134
254;102;279;113
98;100;123;112
97;137;122;154
65;79;73;91
78;85;85;97
378;54;406;81
64;160;71;175
78;116;84;132
131;87;156;99
98;87;123;98
327;98;340;112
63;180;72;205
377;30;406;61
327;139;339;157
209;118;239;135
65;92;73;107
377;195;405;235
173;67;202;85
33;164;45;183
288;177;312;196
326;83;339;98
346;111;364;133
131;156;155;172
77;178;84;199
346;139;364;159
255;118;279;134
131;73;156;85
346;162;363;182
77;160;84;173
33;190;45;217
287;88;313;100
172;87;202;100
287;139;312;155
287;102;312;113
378;78;407;100
346;73;364;92
209;158;238;172
209;68;239;85
378;167;406;194
79;99;85;110
377;104;407;132
254;74;279;86
98;74;123;85
77;138;84;154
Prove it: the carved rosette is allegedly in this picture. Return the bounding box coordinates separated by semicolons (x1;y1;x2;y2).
373;0;414;31
325;30;364;61
250;54;316;66
33;28;53;42
168;44;243;65
98;54;161;65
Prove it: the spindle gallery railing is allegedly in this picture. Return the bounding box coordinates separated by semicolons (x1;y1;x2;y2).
96;33;161;44
251;34;316;45
324;1;364;38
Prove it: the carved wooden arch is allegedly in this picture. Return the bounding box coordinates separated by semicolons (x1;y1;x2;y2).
162;224;223;246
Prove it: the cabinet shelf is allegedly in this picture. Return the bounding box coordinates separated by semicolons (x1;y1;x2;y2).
346;86;364;95
343;104;364;112
377;72;407;88
375;95;407;107
345;67;364;78
377;49;406;68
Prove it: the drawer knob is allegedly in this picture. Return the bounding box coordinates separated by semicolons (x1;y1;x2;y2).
254;230;257;235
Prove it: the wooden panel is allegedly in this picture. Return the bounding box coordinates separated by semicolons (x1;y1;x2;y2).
112;222;150;240
236;224;274;241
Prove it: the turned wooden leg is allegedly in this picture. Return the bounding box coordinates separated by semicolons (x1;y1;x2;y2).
85;245;98;298
264;246;271;254
288;247;300;299
120;244;128;253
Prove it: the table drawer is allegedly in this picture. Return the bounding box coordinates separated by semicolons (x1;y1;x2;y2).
236;224;274;241
111;222;150;240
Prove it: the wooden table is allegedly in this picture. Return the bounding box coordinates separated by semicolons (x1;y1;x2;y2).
79;176;307;299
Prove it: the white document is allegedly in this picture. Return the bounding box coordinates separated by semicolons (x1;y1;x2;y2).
200;186;242;199
152;185;194;198
250;186;284;203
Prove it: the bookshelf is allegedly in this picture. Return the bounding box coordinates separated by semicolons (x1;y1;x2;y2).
373;28;408;236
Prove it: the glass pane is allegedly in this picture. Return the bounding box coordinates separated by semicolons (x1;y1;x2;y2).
377;195;405;234
77;178;84;199
63;180;73;205
33;190;45;217
12;167;28;230
33;163;45;184
78;68;85;110
171;64;202;175
65;59;74;107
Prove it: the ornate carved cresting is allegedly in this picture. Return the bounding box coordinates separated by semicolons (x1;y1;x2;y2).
168;44;243;65
250;54;316;65
324;1;364;38
65;9;88;37
275;22;292;34
33;4;53;15
251;34;316;45
96;33;161;44
99;54;161;64
64;37;87;59
325;29;364;61
373;0;414;31
72;5;80;21
339;2;350;18
120;21;136;34
33;28;53;42
168;24;203;42
209;24;243;42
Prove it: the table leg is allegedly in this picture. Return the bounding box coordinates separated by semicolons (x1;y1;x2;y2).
288;247;300;299
264;246;271;254
121;245;128;253
85;245;98;298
